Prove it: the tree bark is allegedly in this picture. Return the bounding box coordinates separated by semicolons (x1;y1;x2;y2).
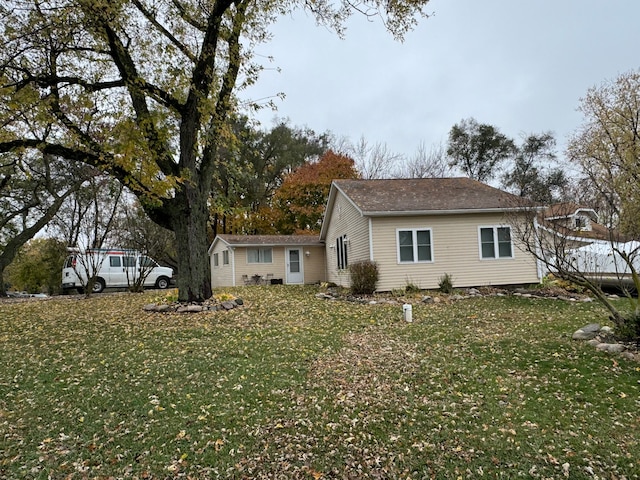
169;187;212;303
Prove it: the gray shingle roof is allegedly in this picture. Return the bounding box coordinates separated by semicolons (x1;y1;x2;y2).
333;177;532;214
215;234;323;246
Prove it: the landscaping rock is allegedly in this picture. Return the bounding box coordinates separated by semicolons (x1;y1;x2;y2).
595;343;626;354
583;323;602;333
221;300;236;310
572;329;599;340
316;293;335;300
421;295;433;304
572;323;601;340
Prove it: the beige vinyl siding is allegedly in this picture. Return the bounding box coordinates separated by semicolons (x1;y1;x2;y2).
234;247;284;284
232;245;326;285
301;245;327;284
210;242;234;288
324;191;370;287
371;212;539;291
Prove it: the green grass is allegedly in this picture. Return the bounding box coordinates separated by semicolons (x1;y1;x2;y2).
1;286;639;479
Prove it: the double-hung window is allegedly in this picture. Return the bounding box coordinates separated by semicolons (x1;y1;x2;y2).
336;235;348;270
397;229;433;263
479;226;513;259
213;253;219;267
222;250;230;265
247;247;273;264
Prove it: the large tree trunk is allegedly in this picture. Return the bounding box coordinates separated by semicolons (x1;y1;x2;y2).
170;187;212;303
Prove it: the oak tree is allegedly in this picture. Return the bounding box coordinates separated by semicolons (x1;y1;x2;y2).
0;0;432;301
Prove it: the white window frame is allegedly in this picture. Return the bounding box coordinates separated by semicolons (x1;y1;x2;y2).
336;235;348;270
222;250;230;265
246;247;273;264
478;225;514;260
213;253;219;267
396;228;434;264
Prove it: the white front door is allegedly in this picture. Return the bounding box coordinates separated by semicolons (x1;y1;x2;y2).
285;248;304;284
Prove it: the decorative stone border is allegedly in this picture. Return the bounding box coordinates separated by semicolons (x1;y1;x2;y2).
572;323;639;362
143;298;243;313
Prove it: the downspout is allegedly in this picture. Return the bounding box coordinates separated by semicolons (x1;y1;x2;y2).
230;247;236;287
368;217;374;261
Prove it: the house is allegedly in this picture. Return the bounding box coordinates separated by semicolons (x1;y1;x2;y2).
537;202;613;249
535;203;637;285
208;234;326;287
320;178;541;291
209;178;542;291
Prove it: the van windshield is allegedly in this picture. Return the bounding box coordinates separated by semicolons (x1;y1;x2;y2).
64;256;76;268
140;256;157;268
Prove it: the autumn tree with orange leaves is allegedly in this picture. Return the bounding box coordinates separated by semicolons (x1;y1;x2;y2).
269;151;359;235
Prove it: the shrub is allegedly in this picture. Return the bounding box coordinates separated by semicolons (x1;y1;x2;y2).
7;238;67;294
405;282;420;294
349;260;379;295
615;315;640;343
439;273;454;294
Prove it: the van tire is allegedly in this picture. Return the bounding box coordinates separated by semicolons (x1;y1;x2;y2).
92;278;106;294
156;276;170;289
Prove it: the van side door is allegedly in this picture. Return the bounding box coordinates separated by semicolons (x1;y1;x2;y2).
106;254;125;287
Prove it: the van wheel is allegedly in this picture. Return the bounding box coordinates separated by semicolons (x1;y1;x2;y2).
156;276;170;289
92;278;106;294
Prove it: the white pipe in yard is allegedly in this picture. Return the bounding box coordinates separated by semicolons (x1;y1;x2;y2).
403;303;413;323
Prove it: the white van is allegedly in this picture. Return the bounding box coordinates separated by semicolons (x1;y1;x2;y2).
61;249;174;294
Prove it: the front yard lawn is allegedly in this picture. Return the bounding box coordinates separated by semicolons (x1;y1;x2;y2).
1;286;638;479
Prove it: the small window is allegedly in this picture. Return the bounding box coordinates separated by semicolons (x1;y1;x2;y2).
109;256;121;268
479;226;513;259
336;235;348;269
397;229;432;263
247;247;273;264
222;250;229;265
213;253;219;267
123;256;136;267
574;216;586;229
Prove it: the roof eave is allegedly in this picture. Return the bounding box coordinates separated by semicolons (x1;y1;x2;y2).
362;206;539;217
223;241;324;248
320;182;365;240
207;236;231;255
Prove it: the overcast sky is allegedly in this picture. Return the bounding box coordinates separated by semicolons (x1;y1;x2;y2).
240;0;640;164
